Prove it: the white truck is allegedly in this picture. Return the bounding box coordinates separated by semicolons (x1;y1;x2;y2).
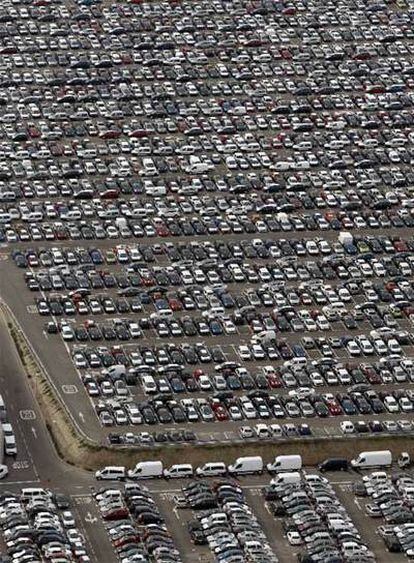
270;471;301;486
351;450;392;469
228;456;263;475
128;461;163;480
267;454;302;474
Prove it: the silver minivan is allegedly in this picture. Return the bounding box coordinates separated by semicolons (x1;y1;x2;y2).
163;464;193;479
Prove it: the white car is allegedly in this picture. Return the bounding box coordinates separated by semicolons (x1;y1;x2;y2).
2;423;16;456
240;400;257;419
73;353;87;369
384;396;399;413
238;345;252;361
400;398;413;413
239;426;254;439
223;319;236;334
346;341;361;356
373;339;387;355
61;511;75;528
388;338;402;354
287;531;303;546
228;406;243;421
340;421;355;434
198;375;212;391
126;405;142;425
358;338;374;355
251;344;266;360
61;325;74;341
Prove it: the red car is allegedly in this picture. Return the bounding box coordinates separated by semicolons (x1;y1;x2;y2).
102;507;129;520
169;298;183;311
215;406;229;421
327;401;343;416
267;374;282;388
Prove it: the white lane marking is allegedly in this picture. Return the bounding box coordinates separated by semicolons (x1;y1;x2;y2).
19;409;36;420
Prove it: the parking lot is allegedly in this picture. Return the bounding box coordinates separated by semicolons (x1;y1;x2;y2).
21;468;410;563
0;0;414;449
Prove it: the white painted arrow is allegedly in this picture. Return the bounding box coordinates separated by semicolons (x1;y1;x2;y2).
85;512;97;524
79;412;85;423
31;427;37;439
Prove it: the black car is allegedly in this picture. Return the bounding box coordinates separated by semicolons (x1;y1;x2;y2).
188;521;207;545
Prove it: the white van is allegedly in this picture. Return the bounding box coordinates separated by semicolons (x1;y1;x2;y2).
351;450;392;469
267;455;302;474
150;309;173;319
228;456;263;475
185;162;211;174
128;461;163;480
105;365;126;379
21;488;52;502
22;211;43;222
254;330;276;344
141;375;157;394
163;464;193;479
196;462;227;477
145;186;166;196
284;357;307;370
95;466;126;481
270;471;301;486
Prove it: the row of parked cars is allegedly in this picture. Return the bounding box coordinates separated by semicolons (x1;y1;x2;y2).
6;203;414;244
263;473;375;562
95;484;182;563
356;470;414;556
0;487;88;563
92;379;414;427
12;230;414;268
96;449;397;482
183;479;278;563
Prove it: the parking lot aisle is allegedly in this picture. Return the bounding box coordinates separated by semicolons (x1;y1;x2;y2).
71;494;117;563
244;487;292;562
153;491;211;563
332;482;402;563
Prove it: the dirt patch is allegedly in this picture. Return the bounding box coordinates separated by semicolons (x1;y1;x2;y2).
5;312;414;472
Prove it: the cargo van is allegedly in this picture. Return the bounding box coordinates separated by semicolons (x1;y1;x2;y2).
95;466;126;481
319;458;349;472
284;357;307;372
105;365;126;379
21;488;52;502
150;309;173;319
270;471;301;486
351;450;392;469
128;461;163;480
186;162;211;174
145;186;166;196
163;464;193;479
254;330;276;344
228;456;263;475
267;455;302;474
196;462;227;477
